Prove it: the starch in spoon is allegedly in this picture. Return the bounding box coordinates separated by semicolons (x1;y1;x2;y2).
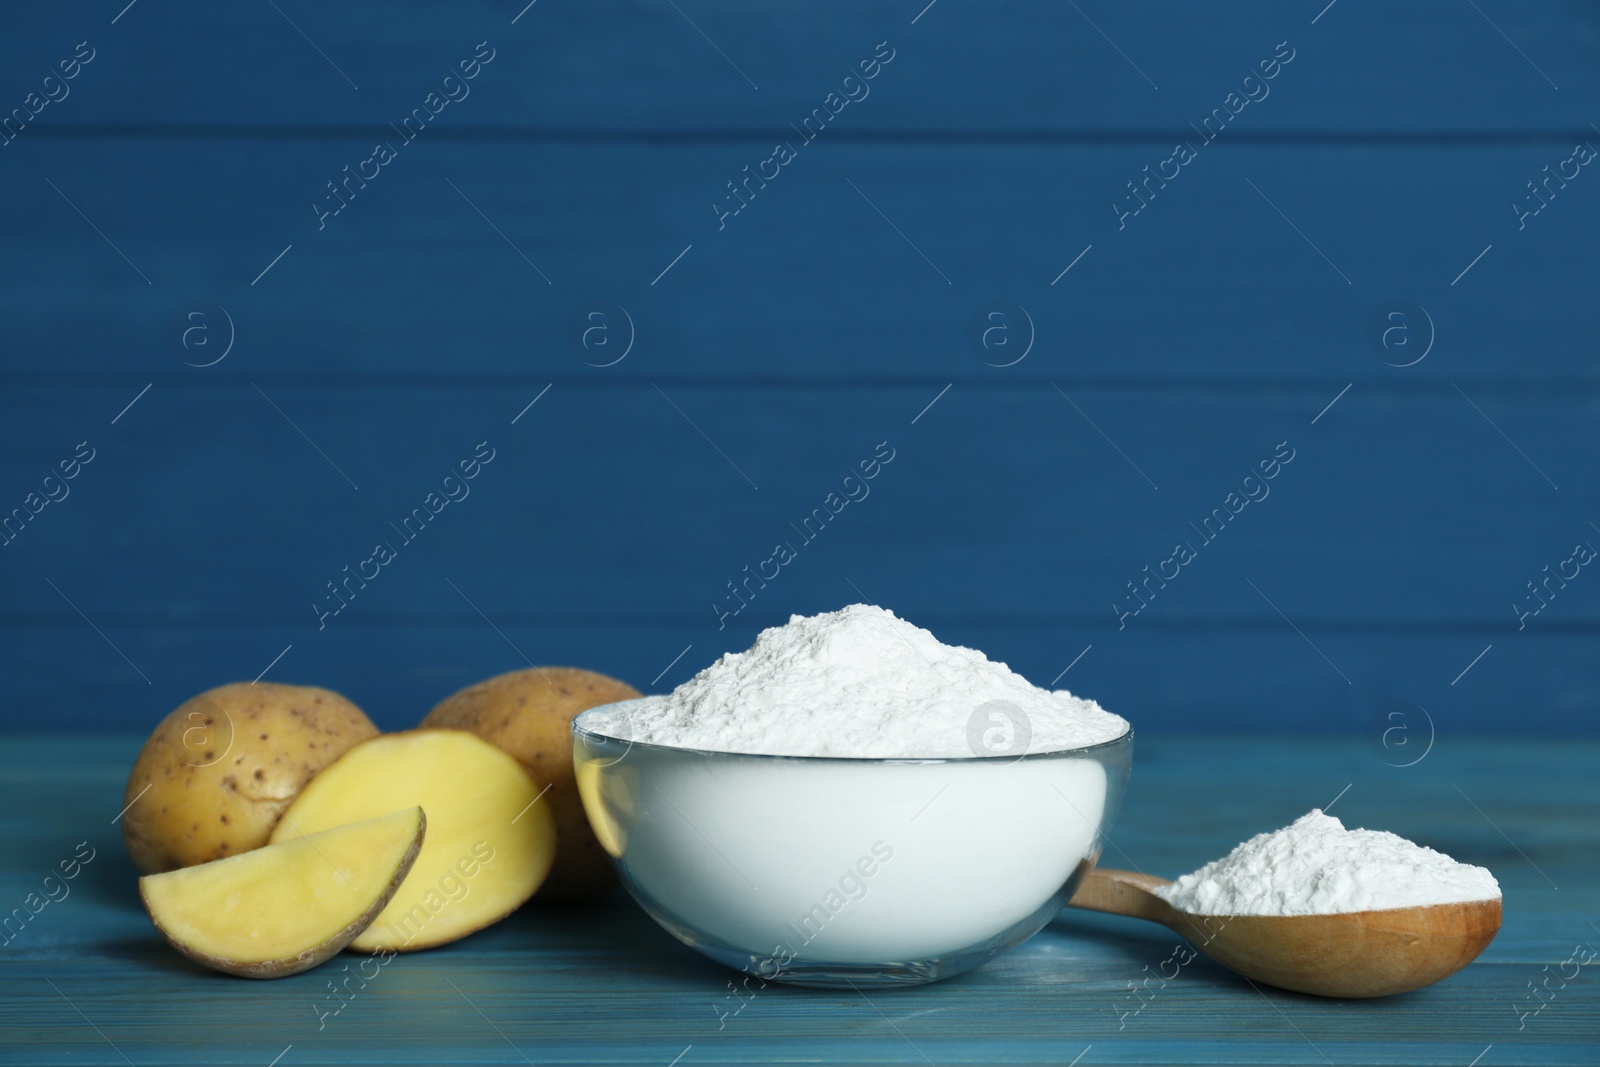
1155;809;1501;916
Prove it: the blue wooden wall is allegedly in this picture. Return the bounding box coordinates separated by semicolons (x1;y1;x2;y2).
2;1;1596;735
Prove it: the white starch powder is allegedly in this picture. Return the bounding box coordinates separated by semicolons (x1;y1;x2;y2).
606;604;1129;758
1156;809;1501;916
580;604;1123;963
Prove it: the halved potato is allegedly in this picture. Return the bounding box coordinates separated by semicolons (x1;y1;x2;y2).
270;730;556;952
140;806;424;979
421;667;641;900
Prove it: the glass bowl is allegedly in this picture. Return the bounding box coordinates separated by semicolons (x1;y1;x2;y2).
572;698;1133;988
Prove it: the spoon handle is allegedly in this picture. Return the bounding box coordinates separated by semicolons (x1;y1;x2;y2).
1067;867;1179;924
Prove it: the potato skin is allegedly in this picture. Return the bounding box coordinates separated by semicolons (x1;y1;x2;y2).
421;667;641;901
122;683;378;874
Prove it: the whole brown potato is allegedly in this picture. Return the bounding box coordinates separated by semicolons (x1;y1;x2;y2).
421;667;641;901
122;682;378;874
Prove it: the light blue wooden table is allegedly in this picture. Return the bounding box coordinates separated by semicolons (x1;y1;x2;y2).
3;733;1594;1066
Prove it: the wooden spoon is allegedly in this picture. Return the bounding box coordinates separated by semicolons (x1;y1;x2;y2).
1066;868;1502;998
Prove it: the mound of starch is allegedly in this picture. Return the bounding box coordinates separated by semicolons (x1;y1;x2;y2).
612;604;1129;758
1155;809;1501;916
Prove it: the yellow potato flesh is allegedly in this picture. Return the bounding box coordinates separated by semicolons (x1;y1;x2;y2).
573;757;636;859
270;730;556;952
140;807;424;978
420;666;641;901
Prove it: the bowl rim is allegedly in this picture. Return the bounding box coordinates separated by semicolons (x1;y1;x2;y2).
571;696;1134;764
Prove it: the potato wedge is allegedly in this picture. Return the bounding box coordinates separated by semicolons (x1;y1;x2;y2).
140;806;424;978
